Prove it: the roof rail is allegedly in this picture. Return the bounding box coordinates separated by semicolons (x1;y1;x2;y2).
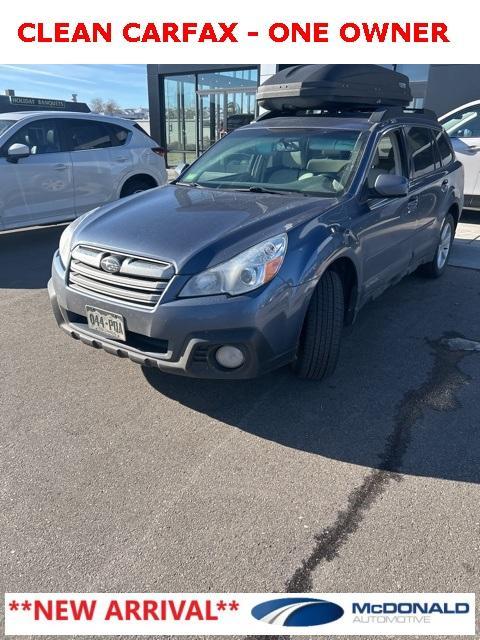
255;105;439;124
368;106;438;124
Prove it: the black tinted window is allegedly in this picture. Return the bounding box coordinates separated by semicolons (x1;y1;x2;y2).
109;123;130;146
435;130;454;166
64;119;113;151
406;127;437;178
6;119;61;155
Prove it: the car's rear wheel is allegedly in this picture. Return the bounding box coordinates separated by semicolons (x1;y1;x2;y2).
292;269;344;380
418;213;455;278
120;176;156;198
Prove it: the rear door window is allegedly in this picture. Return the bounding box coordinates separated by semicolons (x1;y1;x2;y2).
109;123;131;146
405;126;438;178
63;119;115;151
434;129;454;166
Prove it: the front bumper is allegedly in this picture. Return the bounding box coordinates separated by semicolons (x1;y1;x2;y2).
49;251;312;379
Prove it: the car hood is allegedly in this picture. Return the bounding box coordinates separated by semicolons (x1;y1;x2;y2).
74;184;339;274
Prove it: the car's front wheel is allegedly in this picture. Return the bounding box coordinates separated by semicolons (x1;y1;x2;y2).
292;269;344;380
418;213;455;278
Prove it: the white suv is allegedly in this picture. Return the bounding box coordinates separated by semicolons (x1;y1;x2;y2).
440;101;480;211
0;111;167;231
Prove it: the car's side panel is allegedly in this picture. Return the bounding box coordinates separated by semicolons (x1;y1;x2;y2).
451;138;480;208
0;117;75;230
353;193;415;299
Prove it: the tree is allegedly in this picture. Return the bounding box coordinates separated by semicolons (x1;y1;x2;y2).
90;97;105;113
89;98;121;114
104;99;120;115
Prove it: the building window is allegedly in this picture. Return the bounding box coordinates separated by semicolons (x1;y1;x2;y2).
161;67;259;166
164;74;196;167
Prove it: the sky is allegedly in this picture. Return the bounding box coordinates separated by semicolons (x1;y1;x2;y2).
0;64;148;109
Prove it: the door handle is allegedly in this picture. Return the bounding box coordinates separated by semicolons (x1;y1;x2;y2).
467;144;480;151
441;179;449;192
407;196;418;213
54;163;68;171
116;156;128;162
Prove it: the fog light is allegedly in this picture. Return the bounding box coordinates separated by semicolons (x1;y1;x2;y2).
215;345;245;369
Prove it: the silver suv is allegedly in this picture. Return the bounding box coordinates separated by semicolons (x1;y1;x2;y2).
0;111;167;231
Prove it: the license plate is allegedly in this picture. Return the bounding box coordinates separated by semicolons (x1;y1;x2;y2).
85;306;126;341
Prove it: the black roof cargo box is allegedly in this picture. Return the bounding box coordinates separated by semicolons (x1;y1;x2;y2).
257;65;412;112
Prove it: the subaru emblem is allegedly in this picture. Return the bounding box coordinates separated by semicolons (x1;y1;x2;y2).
100;255;122;273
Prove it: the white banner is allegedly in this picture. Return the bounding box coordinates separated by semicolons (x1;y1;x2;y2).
0;0;472;64
4;593;476;635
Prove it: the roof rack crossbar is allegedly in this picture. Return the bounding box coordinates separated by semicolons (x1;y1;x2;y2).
255;105;439;125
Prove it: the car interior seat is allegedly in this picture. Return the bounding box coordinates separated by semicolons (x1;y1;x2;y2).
266;151;302;183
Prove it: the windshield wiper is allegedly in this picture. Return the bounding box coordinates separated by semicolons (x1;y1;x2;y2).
229;186;306;196
174;181;204;188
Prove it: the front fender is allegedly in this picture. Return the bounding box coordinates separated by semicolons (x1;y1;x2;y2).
282;217;361;287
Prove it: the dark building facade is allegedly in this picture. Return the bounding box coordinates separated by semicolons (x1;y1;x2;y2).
147;64;480;166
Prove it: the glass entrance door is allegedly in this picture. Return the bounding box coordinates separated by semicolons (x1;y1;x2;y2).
197;69;258;155
162;68;259;166
198;90;227;153
164;74;197;166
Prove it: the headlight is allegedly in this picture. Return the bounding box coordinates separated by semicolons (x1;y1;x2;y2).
180;233;288;298
58;210;97;267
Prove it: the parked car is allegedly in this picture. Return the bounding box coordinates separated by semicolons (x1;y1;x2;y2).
49;66;464;380
440;100;480;211
0;111;167;231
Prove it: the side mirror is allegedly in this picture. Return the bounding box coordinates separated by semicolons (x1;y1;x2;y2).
175;162;189;177
7;143;30;163
374;174;409;198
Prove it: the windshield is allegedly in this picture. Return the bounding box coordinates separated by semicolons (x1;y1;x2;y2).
0;120;16;136
442;107;480;138
178;127;366;197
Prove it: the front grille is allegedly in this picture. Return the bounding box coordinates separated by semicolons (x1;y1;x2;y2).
68;245;174;307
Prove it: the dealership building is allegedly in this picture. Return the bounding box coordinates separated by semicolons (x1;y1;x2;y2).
147;64;480;166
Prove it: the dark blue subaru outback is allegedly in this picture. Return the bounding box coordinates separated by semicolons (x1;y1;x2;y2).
49;65;464;380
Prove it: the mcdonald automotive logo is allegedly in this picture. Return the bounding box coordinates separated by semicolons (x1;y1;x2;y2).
251;597;344;627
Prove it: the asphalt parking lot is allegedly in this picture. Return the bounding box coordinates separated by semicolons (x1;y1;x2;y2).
1;216;480;638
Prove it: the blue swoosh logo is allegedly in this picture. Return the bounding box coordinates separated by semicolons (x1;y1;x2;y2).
251;597;344;627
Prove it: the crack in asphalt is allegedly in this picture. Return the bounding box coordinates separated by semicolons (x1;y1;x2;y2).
285;333;475;593
244;333;478;640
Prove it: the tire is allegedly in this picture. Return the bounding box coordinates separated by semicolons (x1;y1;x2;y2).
418;213;455;278
120;177;156;198
292;270;345;380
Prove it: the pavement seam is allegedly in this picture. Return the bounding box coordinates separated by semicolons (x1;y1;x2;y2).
244;333;477;640
284;333;474;593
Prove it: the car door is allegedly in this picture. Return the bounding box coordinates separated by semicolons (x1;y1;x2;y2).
61;118;119;215
404;126;451;260
0;118;75;230
355;128;415;297
441;102;480;208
